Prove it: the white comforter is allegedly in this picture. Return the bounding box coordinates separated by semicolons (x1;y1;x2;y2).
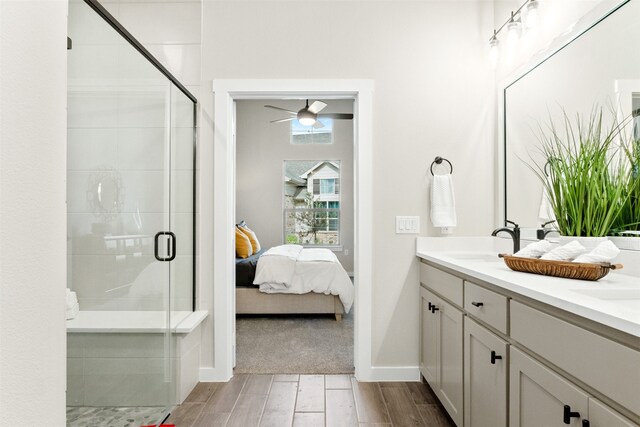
253;245;354;313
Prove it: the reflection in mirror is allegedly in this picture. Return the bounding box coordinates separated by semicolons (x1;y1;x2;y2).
504;0;638;234
88;169;124;220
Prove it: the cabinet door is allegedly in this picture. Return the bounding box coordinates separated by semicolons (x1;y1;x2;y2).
464;317;508;427
588;398;639;427
510;347;588;427
436;297;464;427
420;287;439;386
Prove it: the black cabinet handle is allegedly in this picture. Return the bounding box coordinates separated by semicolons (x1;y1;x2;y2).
490;350;502;364
582;420;590;427
563;405;580;424
431;306;439;313
471;301;484;307
428;302;433;311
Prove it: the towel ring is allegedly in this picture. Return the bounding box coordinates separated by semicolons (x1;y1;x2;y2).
430;156;453;176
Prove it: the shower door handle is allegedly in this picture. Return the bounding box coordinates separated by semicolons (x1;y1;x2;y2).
154;231;177;261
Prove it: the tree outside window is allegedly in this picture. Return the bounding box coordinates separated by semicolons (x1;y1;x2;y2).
284;160;340;246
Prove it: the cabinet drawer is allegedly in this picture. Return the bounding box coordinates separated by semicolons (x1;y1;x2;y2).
464;281;508;334
511;301;640;417
420;263;463;306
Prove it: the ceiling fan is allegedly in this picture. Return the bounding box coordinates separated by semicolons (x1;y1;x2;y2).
264;99;354;128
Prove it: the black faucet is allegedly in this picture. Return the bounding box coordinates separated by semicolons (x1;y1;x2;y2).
492;220;521;253
536;220;558;240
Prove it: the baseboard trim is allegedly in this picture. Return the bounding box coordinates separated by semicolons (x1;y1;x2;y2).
366;366;421;382
199;367;231;382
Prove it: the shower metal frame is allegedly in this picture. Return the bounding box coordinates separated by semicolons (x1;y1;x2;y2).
80;0;198;311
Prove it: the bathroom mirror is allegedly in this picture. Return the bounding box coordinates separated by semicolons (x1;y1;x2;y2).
503;0;638;230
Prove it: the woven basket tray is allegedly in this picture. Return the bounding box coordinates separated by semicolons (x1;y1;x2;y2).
498;254;623;281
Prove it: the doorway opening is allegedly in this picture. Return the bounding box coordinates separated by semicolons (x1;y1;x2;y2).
234;98;355;373
211;79;374;381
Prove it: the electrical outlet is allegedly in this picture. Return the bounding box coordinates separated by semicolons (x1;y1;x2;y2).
344;249;349;256
441;227;453;235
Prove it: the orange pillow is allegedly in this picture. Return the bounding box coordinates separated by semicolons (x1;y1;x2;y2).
238;225;261;253
235;227;253;258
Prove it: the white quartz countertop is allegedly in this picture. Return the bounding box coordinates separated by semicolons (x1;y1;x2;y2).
416;237;640;338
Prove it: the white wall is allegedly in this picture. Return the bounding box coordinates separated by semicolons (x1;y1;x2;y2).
236;99;354;271
200;0;495;369
0;1;68;424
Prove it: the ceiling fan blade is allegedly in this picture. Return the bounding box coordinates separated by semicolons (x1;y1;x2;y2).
313;120;325;129
318;113;354;120
264;105;297;114
270;117;296;123
307;101;327;114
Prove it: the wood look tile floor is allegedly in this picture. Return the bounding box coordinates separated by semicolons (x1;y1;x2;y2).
166;374;455;427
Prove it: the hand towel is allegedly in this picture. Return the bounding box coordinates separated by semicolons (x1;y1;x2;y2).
540;240;587;261
573;240;620;264
430;174;457;227
538;186;556;223
513;239;555;258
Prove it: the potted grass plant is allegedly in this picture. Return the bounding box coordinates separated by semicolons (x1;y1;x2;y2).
528;108;632;247
609;138;640;249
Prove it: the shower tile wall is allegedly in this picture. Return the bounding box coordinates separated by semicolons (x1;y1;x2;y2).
68;0;175;311
96;0;202;311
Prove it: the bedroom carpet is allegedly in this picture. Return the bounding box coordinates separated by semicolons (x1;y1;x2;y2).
235;309;353;374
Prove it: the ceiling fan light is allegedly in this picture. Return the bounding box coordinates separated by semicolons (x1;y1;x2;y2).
297;109;317;126
299;117;316;126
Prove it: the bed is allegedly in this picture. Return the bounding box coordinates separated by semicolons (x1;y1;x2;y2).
235;245;352;321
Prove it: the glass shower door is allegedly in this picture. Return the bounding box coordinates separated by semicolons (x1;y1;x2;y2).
66;0;178;424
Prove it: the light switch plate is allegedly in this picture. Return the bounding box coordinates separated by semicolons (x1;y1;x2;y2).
396;216;420;234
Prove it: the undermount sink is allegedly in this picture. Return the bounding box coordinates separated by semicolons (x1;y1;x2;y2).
570;288;640;311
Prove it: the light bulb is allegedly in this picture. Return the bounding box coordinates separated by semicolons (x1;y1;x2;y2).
523;0;539;29
506;13;521;47
297;110;316;126
489;34;499;68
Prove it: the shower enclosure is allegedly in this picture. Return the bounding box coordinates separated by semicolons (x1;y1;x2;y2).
66;0;196;425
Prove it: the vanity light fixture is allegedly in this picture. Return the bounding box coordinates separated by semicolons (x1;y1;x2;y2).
489;31;500;69
523;0;539;29
488;0;540;65
506;12;522;47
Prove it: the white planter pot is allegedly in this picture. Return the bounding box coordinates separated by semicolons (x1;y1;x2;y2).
557;235;609;250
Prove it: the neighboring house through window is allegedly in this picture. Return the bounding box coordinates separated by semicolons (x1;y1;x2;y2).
283;160;340;246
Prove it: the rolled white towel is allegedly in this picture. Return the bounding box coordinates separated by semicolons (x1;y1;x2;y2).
540;240;587;261
66;302;79;320
66;291;78;310
573;240;620;264
513;240;555;258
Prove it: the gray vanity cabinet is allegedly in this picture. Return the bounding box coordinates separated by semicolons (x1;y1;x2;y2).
510;347;589;427
419;284;464;427
464;317;508;427
588;398;639;427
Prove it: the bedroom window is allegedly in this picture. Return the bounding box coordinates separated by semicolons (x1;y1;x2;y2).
290;118;333;144
283;160;340;246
